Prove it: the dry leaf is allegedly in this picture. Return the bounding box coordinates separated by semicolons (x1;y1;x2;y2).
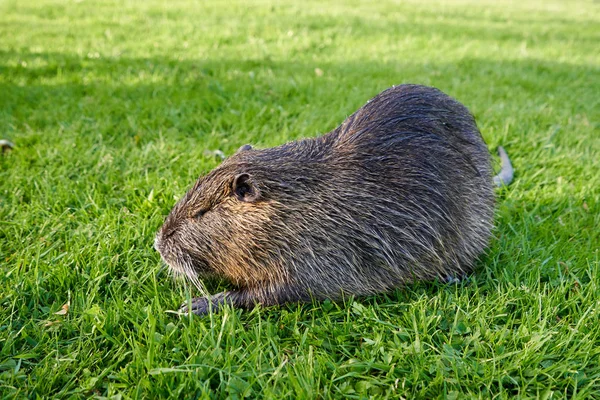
583;202;589;211
315;68;323;77
55;303;69;315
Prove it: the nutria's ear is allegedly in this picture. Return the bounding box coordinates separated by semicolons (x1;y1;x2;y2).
233;173;260;203
237;144;253;153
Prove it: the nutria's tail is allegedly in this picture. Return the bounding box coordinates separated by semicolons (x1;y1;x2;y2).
493;146;513;187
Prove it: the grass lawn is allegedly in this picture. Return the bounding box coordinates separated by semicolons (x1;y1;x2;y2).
1;0;599;397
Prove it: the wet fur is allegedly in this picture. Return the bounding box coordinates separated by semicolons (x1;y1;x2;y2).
155;84;498;315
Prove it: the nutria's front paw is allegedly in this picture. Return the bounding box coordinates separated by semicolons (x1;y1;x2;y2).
179;296;212;315
179;292;229;315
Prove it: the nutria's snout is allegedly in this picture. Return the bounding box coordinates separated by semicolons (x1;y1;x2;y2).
154;224;171;257
155;207;188;265
154;219;183;268
154;224;206;286
154;232;171;257
154;231;173;269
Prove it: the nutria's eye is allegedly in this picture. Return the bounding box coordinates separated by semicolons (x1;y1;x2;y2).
232;173;260;203
194;209;208;219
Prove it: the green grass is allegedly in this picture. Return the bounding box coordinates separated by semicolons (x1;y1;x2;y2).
1;0;599;397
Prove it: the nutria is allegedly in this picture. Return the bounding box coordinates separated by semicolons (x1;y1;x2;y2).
154;84;513;315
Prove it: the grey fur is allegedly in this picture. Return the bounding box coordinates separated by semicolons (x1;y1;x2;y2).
155;84;511;315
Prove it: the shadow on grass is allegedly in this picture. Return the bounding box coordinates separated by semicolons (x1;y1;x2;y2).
1;49;598;143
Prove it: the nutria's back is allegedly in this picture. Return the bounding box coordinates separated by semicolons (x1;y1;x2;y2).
155;84;497;315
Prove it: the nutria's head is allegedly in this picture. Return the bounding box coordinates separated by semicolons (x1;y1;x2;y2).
154;143;315;287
